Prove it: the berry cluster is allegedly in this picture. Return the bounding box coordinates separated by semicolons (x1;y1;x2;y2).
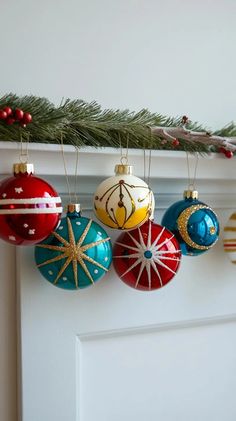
219;147;233;159
182;115;188;125
172;138;180;147
0;106;32;128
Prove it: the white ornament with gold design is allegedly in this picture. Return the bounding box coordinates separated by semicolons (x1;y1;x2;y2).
93;164;155;230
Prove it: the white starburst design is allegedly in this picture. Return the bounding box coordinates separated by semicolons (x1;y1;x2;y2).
15;187;23;194
114;221;181;290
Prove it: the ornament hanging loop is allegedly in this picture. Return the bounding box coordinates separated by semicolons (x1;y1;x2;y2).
119;133;129;164
19;132;30;164
60;133;80;204
186;152;199;191
120;155;129;165
143;127;152;187
19;153;29;164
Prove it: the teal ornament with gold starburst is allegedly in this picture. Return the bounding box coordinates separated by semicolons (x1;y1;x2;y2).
35;204;112;289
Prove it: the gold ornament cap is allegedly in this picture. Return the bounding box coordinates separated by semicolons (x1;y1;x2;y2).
115;164;133;175
13;163;34;175
184;190;199;199
67;203;81;214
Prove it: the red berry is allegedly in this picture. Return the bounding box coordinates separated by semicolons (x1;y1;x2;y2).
225;150;233;159
219;147;226;154
0;110;7;120
6;117;15;125
172;139;180;147
3;106;12;116
22;112;32;124
14;108;24;121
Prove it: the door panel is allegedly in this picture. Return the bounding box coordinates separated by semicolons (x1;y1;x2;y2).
79;320;236;421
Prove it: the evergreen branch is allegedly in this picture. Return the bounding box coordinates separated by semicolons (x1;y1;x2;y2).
0;93;235;154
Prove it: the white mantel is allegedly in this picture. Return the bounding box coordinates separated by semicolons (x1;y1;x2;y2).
1;142;236;212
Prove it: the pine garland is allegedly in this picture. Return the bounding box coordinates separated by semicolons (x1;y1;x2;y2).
0;93;236;154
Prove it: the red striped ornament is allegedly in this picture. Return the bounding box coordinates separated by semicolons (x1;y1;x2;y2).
223;212;236;264
0;163;62;245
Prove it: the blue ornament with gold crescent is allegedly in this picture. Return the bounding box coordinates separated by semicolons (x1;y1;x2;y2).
35;204;112;289
161;190;219;256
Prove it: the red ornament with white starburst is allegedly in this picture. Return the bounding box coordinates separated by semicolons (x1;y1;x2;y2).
0;163;62;245
113;220;181;291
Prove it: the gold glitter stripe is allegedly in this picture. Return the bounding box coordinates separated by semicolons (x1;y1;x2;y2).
223;239;236;242
224;227;236;232
82;253;108;271
228;214;236;220
72;259;78;289
224;249;236;252
77;255;94;284
67;217;76;246
37;252;68;268
77;219;92;247
54;257;72;285
81;237;110;252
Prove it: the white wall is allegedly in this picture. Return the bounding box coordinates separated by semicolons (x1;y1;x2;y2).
0;1;236;420
1;0;236;129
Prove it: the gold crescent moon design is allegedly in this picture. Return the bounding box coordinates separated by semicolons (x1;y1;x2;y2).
177;204;218;250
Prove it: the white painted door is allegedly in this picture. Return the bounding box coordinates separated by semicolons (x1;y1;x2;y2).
14;144;236;421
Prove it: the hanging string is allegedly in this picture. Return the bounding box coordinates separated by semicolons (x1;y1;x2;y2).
60;133;72;203
143;128;152;185
147;128;153;187
147;149;152;187
143;137;146;183
143;149;146;182
186;151;199;190
60;134;80;203
119;133;129;164
19;131;30;163
119;133;123;159
74;147;79;203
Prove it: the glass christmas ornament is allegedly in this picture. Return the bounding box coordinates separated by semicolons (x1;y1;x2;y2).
35;204;112;290
223;212;236;263
161;190;219;256
94;163;155;230
113;219;181;291
0;162;62;245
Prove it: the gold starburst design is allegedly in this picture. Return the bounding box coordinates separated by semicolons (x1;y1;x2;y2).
36;217;110;288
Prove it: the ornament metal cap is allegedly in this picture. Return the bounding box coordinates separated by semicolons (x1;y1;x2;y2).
115;164;133;175
13;163;34;175
183;189;199;199
67;203;81;214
